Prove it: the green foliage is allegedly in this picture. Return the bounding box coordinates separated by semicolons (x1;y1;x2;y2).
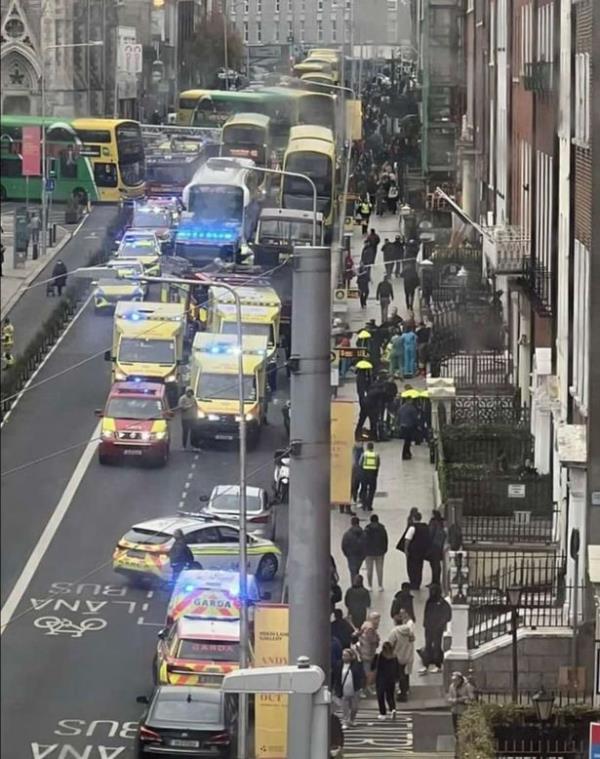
457;704;495;759
182;10;244;87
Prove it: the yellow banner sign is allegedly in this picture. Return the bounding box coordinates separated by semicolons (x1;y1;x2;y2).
254;604;289;759
331;399;355;504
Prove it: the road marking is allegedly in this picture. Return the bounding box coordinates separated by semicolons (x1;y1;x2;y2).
0;292;93;429
0;422;100;635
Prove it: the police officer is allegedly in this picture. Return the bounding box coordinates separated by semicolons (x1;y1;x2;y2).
2;317;14;350
359;197;372;235
359;442;380;511
169;529;195;580
2;350;15;369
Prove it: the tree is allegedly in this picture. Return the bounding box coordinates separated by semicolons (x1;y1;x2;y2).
181;10;244;89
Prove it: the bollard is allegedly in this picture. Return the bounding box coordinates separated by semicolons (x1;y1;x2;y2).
50;223;57;246
32;242;38;261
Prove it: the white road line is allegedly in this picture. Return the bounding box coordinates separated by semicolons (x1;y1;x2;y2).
0;422;100;635
0;292;93;429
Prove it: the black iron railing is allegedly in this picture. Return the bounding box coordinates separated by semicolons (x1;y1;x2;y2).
452;395;529;426
462;512;557;545
437;351;515;391
464;549;566;593
523;61;554;93
518;257;553;317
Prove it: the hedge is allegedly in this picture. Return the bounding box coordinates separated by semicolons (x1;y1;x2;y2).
1;210;127;419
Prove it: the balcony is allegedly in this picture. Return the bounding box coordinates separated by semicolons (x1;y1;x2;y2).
517;258;553;318
482;225;530;274
523;61;554;92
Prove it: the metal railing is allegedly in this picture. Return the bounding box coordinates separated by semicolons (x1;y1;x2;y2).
518;257;553;317
437;351;515;391
463;549;566;593
523;62;554;93
475;690;593;707
467;583;583;650
462;512;558;545
451;395;529;426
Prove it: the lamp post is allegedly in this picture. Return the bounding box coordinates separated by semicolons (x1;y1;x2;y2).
532;687;555;759
207;157;319;245
506;585;522;703
40;40;104;259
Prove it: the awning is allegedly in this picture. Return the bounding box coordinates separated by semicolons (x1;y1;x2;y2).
434;187;492;241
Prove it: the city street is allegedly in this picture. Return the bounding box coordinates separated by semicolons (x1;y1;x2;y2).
0;291;290;757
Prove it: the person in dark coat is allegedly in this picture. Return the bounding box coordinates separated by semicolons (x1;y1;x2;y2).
390;582;416;622
355;358;373;402
341;516;366;581
356;263;370;309
51;259;68;296
376;275;394;324
401;511;431;590
363;514;388;590
392;235;404;278
168;529;195;580
350;438;364;509
382;238;394;277
332;648;366;728
402;260;420;310
366;228;381;252
372;641;400;718
332;608;355;649
344;575;371;628
331;634;343;671
398;398;419;460
418;584;452;673
428;510;446;586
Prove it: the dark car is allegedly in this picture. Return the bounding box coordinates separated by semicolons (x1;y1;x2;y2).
135;686;238;758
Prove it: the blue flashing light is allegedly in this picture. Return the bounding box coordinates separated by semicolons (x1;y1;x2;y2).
184;584;195;592
129;311;142;321
132;377;142;383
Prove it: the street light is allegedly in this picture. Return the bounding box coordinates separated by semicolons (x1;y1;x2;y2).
207;157;319;245
532;687;555;759
507;585;522;703
40;40;104;259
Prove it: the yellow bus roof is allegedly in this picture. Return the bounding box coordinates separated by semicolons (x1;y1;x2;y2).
215;303;279;323
211;285;280;307
179;89;211;100
222;112;271;130
289;125;334;144
301;72;336;84
72;117;135;131
294;61;332;74
308;48;341;59
284;137;335;160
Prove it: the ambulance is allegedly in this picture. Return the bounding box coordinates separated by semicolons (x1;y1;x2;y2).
166;569;260;626
105;301;186;404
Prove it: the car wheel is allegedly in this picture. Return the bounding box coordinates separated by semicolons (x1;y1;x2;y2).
257;553;278;581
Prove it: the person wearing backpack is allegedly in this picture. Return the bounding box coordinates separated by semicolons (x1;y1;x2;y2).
428;509;446;586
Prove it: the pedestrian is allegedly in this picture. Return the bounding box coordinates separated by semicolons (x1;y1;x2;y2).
350;437;365;510
398;397;419;460
2;350;16;369
28;212;41;248
375;274;394;324
420;259;434;308
402;260;420;310
168;528;195;580
366;228;381;252
333;648;365;730
344;574;371;628
382;238;394;277
332;608;355;650
428;509;446;586
51;258;68;296
358;197;372;235
356;263;370;309
2;317;15;350
358;611;381;693
387;181;399;214
372;642;400;719
418;584;452;674
363;514;388;591
400;326;417;378
388;609;415;702
355;358;373;403
401;510;432;590
343;251;355;289
416;320;432;375
176;386;197;449
388;330;403;378
358;441;380;510
341;516;366;582
448;671;476;742
392;235;404;278
0;239;5;277
390;582;416;622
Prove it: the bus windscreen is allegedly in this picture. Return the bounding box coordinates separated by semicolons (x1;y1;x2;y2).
188;185;244;223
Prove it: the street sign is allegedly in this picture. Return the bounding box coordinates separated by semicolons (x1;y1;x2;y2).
590;722;600;759
45;178;55;192
80;145;101;157
338;347;369;359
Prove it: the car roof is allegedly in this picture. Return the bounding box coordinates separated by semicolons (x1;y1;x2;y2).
130;517;234;536
210;485;263;498
154;685;223;704
109;381;166;398
177;615;241;638
174;569;258;596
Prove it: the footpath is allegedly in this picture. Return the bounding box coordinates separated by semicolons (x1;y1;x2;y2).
0;205;117;360
330;213;455;756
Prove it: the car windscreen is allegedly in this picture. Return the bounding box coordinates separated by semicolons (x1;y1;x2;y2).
197;372;256;401
188;186;244;223
221;322;271;339
210;493;262;513
122;527;172;546
106;397;163;420
152;697;222;724
147;164;191;185
118;338;175;364
119;241;157;257
259;219;314;244
96;277;131;288
179;640;240;662
285;153;332;198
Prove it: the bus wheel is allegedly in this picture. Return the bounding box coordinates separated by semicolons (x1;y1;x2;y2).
73;188;88;206
0;186;6;201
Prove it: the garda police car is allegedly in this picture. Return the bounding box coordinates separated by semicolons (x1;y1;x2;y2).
113;517;281;583
166;569;260;625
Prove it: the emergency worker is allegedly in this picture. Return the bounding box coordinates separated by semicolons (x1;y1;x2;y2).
169;529;194;580
359;441;380;511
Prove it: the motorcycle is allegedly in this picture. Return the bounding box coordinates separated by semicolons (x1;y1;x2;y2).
273;449;290;503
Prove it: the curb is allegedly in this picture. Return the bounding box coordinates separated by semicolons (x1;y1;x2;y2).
0;214;89;320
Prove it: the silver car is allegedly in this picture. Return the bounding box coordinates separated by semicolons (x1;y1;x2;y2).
200;485;276;541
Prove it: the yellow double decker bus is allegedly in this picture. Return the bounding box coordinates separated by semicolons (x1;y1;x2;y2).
220;113;272;170
176;89;211;125
282;136;336;238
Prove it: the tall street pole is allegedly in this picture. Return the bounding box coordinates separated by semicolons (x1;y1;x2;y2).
287;245;331;759
223;0;230;91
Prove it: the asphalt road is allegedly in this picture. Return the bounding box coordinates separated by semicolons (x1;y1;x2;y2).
1;280;290;758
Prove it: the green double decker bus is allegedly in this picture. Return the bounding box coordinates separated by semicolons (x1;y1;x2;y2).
0;115;145;204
